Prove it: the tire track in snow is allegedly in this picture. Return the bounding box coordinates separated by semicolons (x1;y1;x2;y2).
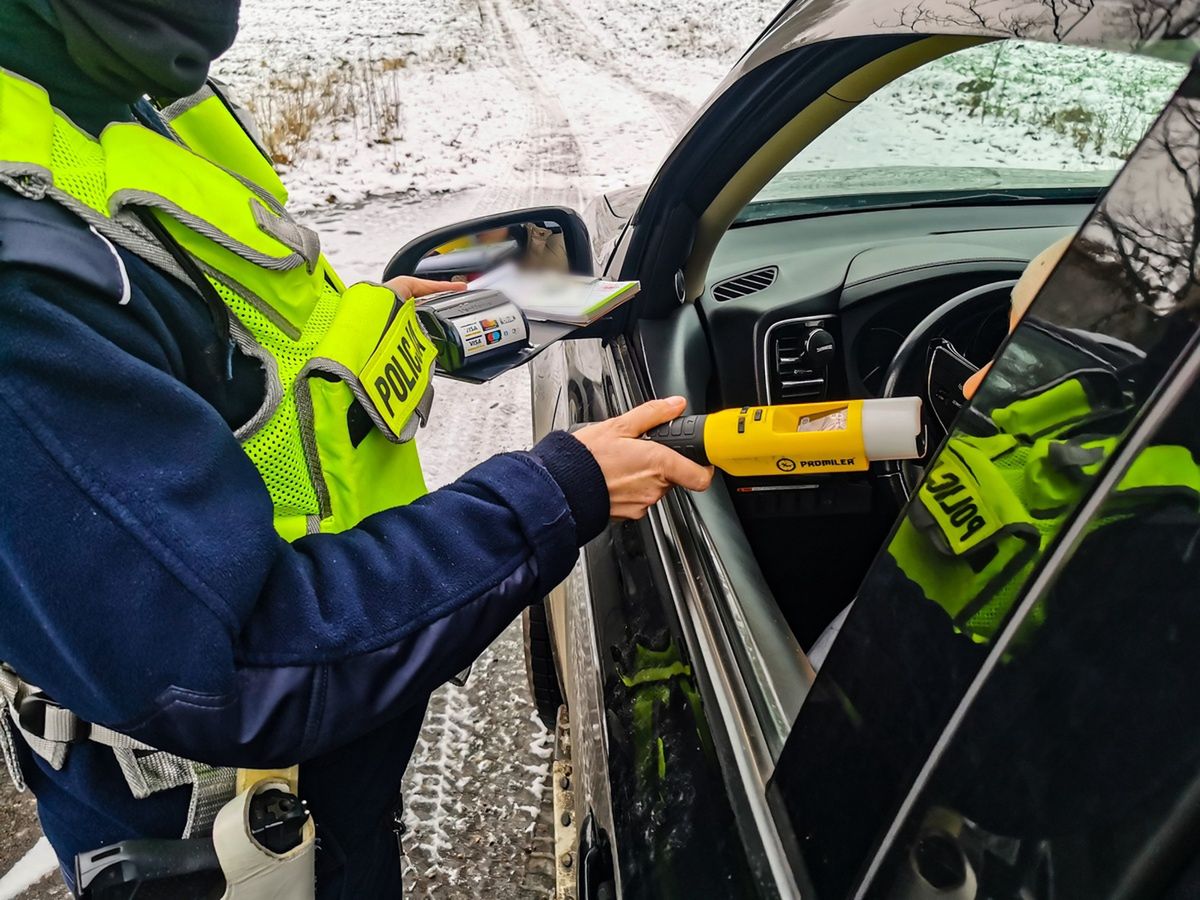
524;0;695;139
399;369;557;899
471;0;588;211
401;622;556;899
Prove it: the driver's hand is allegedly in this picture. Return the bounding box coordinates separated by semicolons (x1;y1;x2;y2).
574;397;715;520
384;275;468;300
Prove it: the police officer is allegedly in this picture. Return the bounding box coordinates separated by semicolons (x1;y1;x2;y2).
0;1;712;895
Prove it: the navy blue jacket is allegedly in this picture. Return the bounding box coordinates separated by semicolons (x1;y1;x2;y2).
0;187;608;887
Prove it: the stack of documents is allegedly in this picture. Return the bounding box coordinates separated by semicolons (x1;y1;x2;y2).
470;263;640;326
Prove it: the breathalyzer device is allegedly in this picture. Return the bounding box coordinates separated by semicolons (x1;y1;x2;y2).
642;398;923;476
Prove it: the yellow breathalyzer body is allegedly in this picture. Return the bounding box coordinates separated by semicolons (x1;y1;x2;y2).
642;398;923;477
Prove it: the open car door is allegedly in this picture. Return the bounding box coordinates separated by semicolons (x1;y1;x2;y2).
774;57;1200;900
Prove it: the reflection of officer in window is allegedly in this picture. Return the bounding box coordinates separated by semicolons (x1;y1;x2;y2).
892;240;1200;897
895;240;1200;894
791;237;1200;896
892;237;1086;643
892;235;1198;645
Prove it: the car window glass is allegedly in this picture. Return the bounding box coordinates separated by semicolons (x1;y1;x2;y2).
768;60;1200;900
863;361;1200;900
739;40;1189;223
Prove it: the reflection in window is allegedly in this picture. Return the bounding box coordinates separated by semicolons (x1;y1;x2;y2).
771;62;1200;900
867;364;1200;900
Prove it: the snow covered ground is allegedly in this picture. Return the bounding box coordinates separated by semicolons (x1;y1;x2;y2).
211;0;770;241
766;39;1185;199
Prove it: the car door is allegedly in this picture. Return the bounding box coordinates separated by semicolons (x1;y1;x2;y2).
531;332;772;899
767;56;1200;900
861;367;1200;900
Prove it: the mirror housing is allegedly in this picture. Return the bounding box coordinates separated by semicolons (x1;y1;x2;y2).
383;206;594;281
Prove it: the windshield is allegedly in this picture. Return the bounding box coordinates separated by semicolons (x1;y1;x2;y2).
739;40;1189;222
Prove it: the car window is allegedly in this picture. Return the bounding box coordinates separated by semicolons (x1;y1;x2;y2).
862;359;1200;900
768;60;1200;900
738;40;1190;223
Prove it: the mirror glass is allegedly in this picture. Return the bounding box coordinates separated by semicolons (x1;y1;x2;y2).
414;220;569;282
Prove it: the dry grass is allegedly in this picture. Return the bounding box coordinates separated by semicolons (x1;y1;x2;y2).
243;56;408;167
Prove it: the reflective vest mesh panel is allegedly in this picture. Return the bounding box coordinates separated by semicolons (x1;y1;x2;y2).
209;276;342;517
965;442;1042;635
49;119;107;213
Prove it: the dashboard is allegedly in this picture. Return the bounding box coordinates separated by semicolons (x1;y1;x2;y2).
663;200;1098;649
697;202;1095;410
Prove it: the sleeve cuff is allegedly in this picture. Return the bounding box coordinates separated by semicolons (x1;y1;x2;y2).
529;430;609;545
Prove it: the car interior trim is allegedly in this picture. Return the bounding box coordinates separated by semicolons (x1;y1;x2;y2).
843;254;1028;291
712;266;780;302
760;313;837;404
854;328;1200;900
879;280;1016;398
839;258;1028;307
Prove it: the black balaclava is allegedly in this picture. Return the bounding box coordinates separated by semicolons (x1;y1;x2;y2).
0;0;241;135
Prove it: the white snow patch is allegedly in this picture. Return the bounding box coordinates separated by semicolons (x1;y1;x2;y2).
0;838;57;900
527;740;554;760
759;41;1187;201
214;0;773;222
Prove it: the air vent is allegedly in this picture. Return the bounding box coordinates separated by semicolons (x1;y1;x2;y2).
712;266;778;302
764;318;837;403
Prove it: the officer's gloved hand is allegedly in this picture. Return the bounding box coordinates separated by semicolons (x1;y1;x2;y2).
574;396;714;520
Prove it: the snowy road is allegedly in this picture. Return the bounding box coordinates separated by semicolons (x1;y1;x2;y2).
0;1;768;897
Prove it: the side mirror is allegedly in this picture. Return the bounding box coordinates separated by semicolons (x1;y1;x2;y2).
383;207;593;282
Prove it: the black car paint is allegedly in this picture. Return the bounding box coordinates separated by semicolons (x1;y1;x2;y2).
539;338;763;899
775;61;1200;899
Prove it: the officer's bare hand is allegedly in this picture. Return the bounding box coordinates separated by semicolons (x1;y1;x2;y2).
384;276;468;300
574;397;715;520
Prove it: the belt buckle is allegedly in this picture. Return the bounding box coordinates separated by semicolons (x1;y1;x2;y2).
17;693;89;744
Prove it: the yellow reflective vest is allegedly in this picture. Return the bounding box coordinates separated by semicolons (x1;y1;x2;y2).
0;68;432;539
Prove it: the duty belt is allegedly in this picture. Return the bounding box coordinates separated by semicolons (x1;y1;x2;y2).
0;666;235;838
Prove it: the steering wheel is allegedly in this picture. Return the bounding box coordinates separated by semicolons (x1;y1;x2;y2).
878;280;1017;505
